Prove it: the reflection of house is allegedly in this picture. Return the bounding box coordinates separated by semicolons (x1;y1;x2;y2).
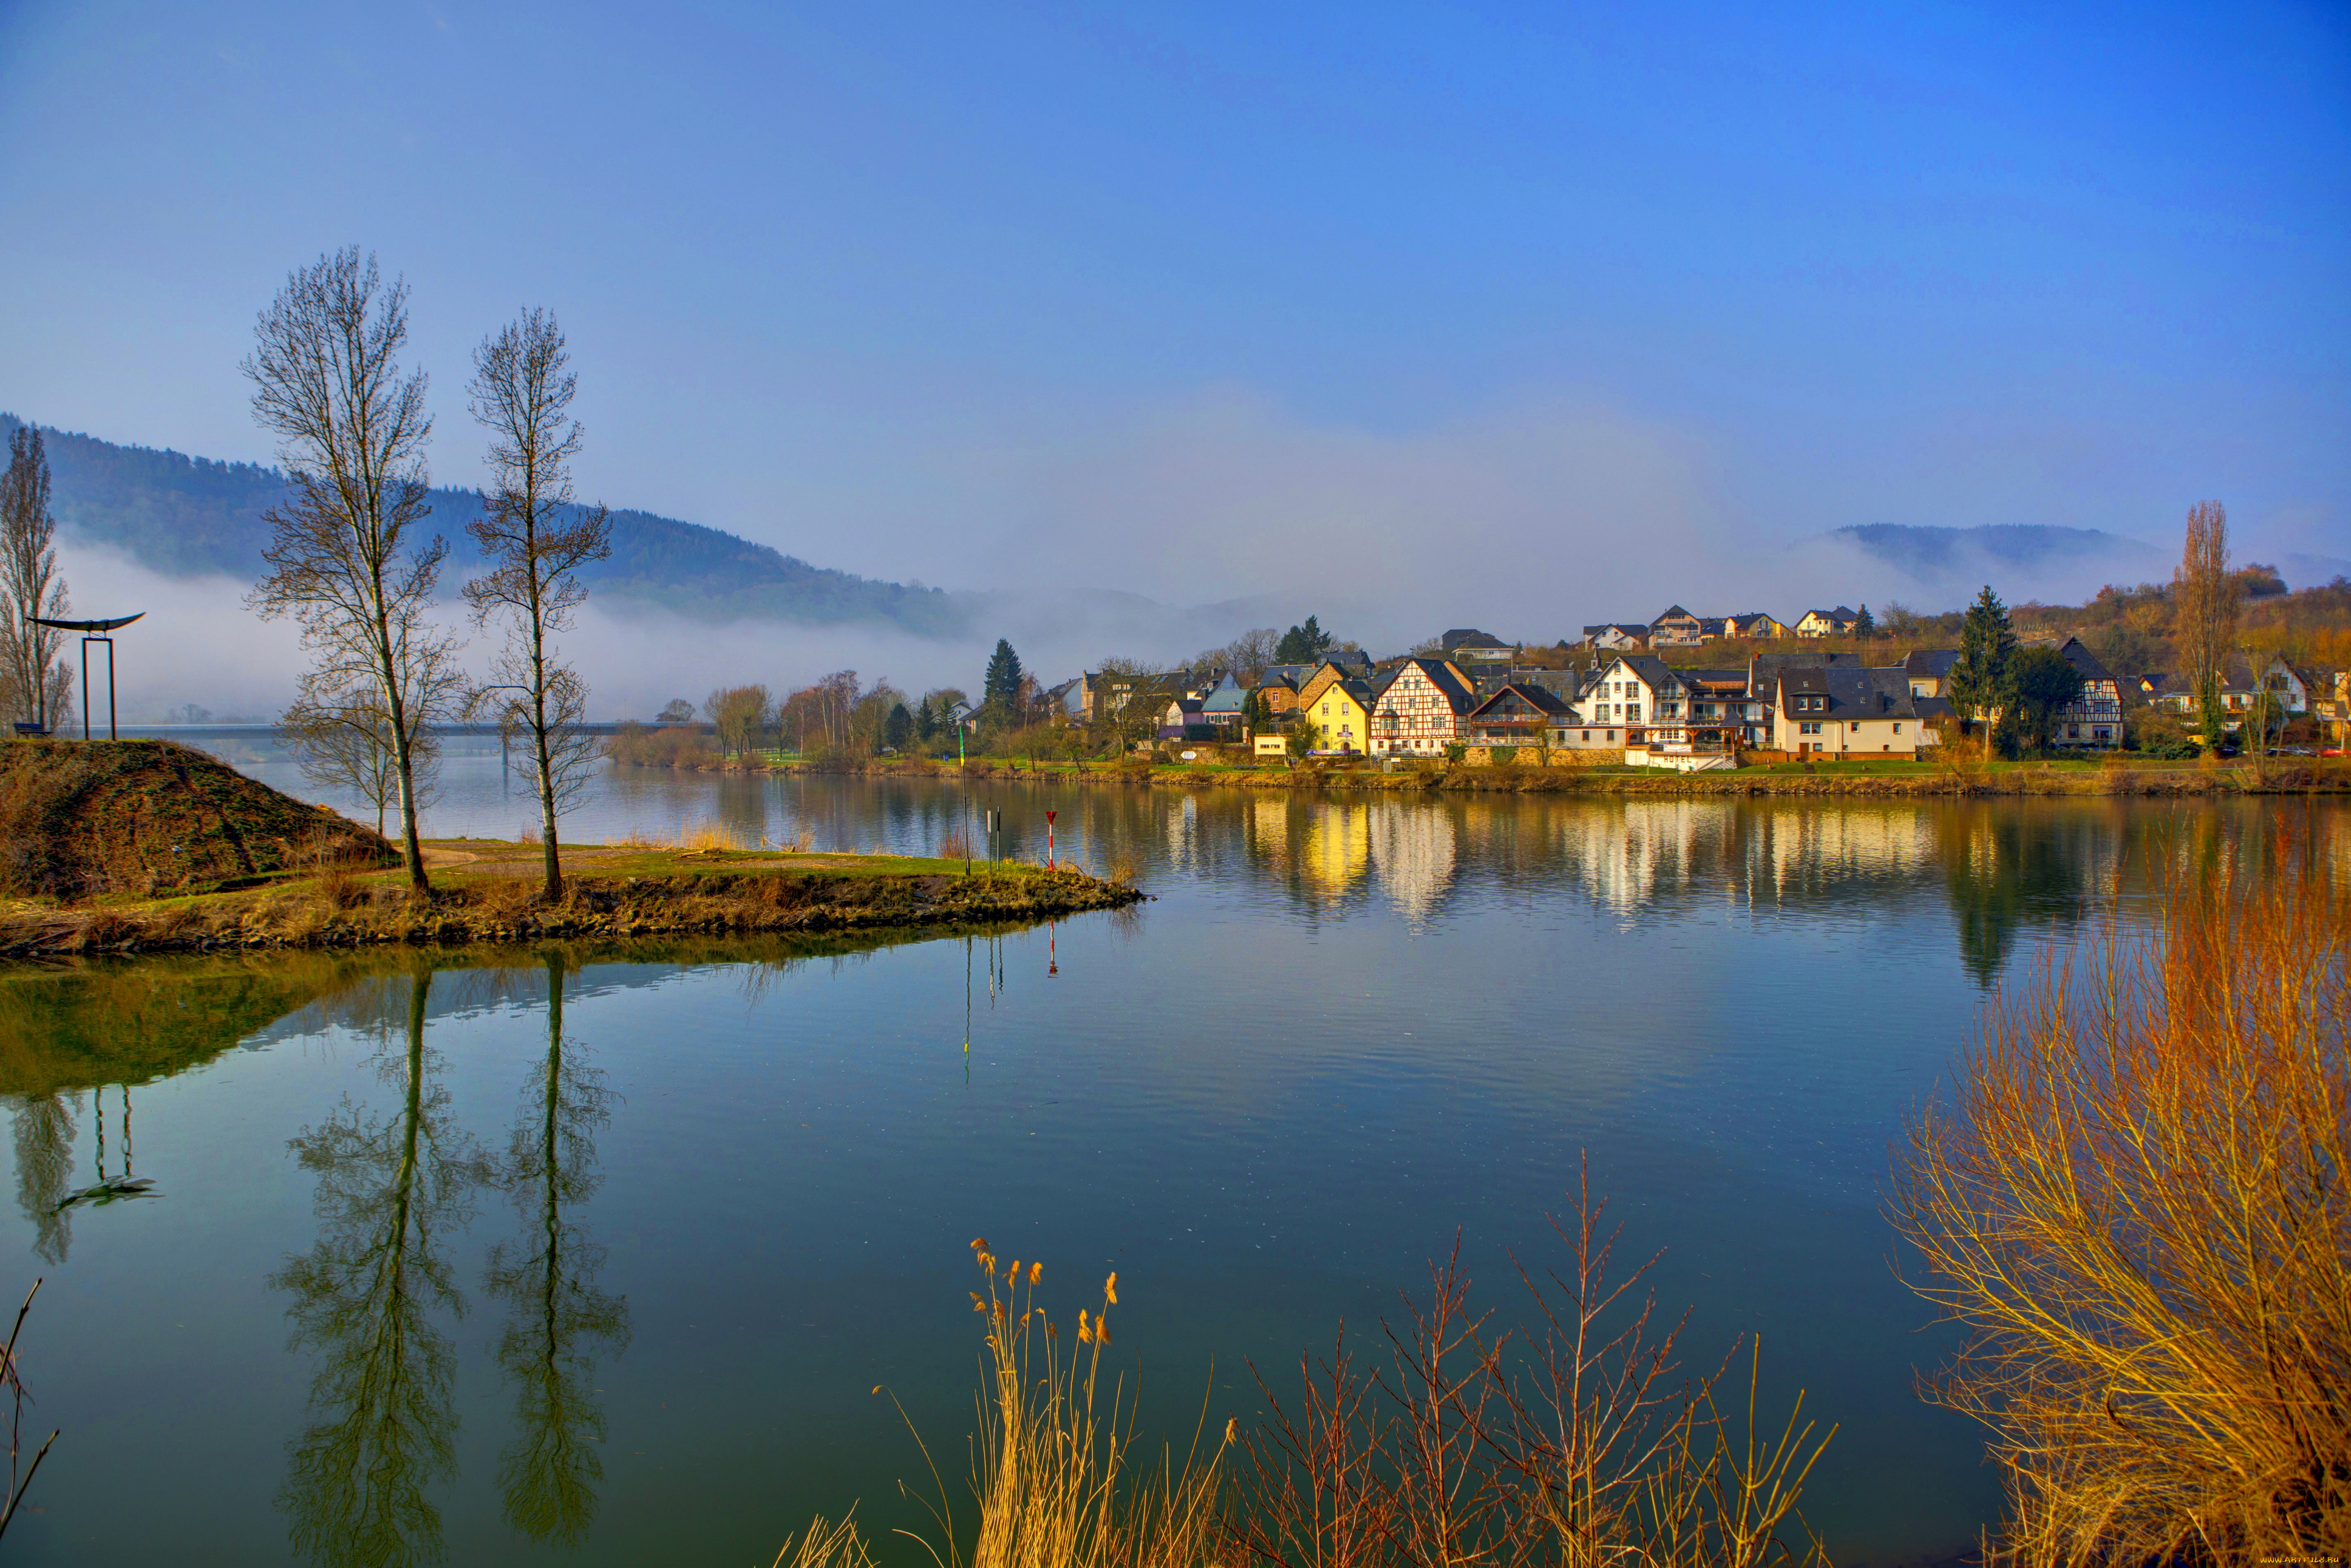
1367;801;1457;923
1298;803;1372;900
1304;679;1373;754
1369;659;1478;756
1463;683;1577;745
1768;666;1941;755
1794;607;1859;638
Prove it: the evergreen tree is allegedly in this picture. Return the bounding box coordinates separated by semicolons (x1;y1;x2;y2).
883;701;914;752
2007;645;2085;754
1273;616;1335;665
915;696;936;742
1854;603;1876;638
982;639;1025;717
1947;586;2018;733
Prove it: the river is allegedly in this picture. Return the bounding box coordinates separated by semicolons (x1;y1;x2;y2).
4;739;2339;1565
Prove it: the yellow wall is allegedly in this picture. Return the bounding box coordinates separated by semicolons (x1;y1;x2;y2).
1307;685;1370;752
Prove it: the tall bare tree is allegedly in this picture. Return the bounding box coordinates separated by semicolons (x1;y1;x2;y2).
2174;498;2239;752
463;310;613;900
245;249;456;890
0;427;70;731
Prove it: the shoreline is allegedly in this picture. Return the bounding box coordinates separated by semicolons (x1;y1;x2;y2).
0;843;1145;961
624;755;2351;798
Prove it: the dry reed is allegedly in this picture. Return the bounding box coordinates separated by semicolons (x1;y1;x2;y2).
885;1242;1231;1568
1896;836;2351;1561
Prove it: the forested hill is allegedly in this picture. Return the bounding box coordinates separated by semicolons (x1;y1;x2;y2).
0;415;966;635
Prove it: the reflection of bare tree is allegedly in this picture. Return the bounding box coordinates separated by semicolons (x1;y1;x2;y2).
273;968;492;1568
486;955;629;1548
10;1093;75;1264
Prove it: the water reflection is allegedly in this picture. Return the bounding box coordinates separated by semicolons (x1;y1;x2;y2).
12;1093;75;1264
273;967;497;1568
485;955;630;1547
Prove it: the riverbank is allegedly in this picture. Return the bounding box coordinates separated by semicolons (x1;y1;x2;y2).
634;753;2351;796
0;839;1144;960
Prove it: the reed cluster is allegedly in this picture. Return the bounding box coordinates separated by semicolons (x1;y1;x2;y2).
784;1177;1832;1568
1897;837;2351;1561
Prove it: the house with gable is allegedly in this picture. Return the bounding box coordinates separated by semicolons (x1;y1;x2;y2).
1301;677;1374;754
1462;682;1578;748
1296;651;1373;712
2025;636;2124;747
1580;623;1651;652
1902;650;1959;699
1368;657;1478;756
1767;665;1942;755
1648;606;1706;647
1794;607;1860;639
1574;654;1681;747
1722;611;1786;639
1438;629;1517;665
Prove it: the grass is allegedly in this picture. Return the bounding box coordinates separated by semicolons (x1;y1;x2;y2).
1896;829;2351;1560
0;835;1138;959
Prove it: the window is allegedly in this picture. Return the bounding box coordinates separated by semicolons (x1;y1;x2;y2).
1849;721;1860;731
1605;730;1617;742
1800;722;1822;735
1893;723;1902;734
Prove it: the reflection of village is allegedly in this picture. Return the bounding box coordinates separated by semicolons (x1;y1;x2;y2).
1186;791;2351;980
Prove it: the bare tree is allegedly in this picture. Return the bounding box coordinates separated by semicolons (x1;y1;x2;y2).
2174;499;2239;752
1091;657;1172;754
244;249;456;890
0;427;70;731
703;685;773;759
463;309;613;900
279;674;446;840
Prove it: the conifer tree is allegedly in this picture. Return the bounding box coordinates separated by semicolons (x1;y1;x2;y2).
1948;586;2018;741
982;639;1024;718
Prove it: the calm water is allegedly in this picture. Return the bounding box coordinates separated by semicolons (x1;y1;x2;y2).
5;747;2342;1565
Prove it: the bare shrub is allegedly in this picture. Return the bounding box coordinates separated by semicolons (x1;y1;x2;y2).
1897;837;2351;1561
1236;1176;1831;1568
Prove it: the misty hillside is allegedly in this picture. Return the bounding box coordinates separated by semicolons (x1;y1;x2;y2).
0;415;967;636
1830;522;2166;583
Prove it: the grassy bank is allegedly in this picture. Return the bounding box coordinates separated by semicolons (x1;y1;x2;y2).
0;837;1143;960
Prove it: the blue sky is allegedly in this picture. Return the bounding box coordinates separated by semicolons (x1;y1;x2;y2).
1;0;2344;632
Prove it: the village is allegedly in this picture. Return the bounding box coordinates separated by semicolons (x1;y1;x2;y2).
1044;601;2346;770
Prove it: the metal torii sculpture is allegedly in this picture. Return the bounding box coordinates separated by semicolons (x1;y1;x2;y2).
30;613;143;741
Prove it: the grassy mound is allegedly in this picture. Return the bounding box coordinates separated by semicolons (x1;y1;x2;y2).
0;739;392;902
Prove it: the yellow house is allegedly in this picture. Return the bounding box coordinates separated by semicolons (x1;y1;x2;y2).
1303;679;1372;754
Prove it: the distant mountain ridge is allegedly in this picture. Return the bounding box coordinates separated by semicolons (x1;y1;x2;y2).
1829;522;2165;578
0;414;966;636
